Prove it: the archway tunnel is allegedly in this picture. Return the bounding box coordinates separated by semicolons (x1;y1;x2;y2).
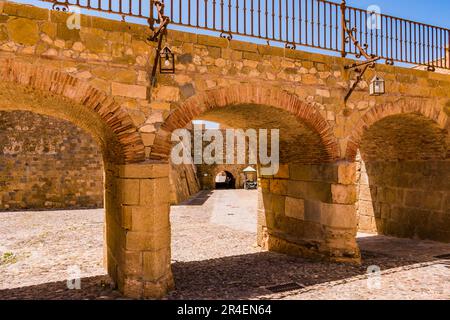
355;113;450;242
214;171;236;189
166;99;360;275
0;110;107;291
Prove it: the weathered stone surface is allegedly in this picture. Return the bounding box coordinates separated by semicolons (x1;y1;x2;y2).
0;111;103;210
285;197;305;220
130;206;170;232
156;86;180;102
321;203;356;229
143;249;170;281
125;229;170;251
112;82;147;99
7;18;38;45
117;163;169;179
332;184;357;204
118;179;140;205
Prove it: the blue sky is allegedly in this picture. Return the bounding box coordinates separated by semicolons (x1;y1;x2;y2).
346;0;450;28
11;0;450;29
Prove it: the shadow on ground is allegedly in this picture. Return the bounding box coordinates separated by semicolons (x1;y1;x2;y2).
2;236;448;300
0;275;121;300
167;237;450;300
174;190;215;206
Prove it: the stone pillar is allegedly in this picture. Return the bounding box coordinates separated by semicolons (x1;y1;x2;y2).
104;162;173;299
257;162;360;264
323;162;360;263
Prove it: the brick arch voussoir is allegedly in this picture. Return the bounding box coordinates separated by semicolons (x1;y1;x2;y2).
0;59;145;163
151;85;340;162
345;101;449;161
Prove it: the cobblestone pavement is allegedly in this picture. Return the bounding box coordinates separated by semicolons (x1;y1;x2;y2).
0;190;449;300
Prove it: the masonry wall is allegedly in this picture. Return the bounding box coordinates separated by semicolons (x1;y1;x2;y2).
357;159;450;242
169;162;200;204
0;111;103;210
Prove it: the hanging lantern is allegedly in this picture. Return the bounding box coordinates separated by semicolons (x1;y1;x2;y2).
369;75;385;96
159;46;175;74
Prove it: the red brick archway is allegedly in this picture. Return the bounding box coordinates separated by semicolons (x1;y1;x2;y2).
0;58;145;163
150;84;340;161
345;100;449;161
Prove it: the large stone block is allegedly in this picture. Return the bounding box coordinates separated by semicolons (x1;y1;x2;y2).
112;82;147;99
271;194;286;216
289;164;308;181
121;206;133;230
285;197;305;220
332;184;357;204
156;86;180;102
139;177;171;206
274;164;290;179
117;163;170;179
143;248;170;281
229;40;258;52
270;179;288;195
130;205;170;232
321;203;356;229
82;32;108;53
338;162;356;185
287;180;332;203
4;3;48;20
304;200;322;223
198;34;229;48
122;249;143;276
118;178;140;205
7;18;39;46
125;228;170;251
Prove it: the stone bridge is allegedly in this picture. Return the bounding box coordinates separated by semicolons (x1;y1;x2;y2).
0;1;449;298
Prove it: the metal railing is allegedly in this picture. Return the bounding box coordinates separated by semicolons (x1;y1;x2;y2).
43;0;450;70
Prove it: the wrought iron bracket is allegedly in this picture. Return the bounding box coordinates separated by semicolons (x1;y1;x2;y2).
285;42;296;50
51;1;69;12
148;1;171;87
220;32;233;41
342;18;381;103
344;59;379;103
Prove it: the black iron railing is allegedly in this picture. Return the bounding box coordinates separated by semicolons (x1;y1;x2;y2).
43;0;450;70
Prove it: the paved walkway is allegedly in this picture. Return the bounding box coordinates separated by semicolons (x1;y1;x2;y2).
0;190;449;299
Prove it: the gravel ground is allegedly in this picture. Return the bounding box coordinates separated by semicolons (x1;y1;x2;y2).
0;189;449;300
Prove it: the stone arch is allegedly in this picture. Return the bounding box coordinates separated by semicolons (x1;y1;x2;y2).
150;83;361;283
347;101;450;242
345;100;449;161
150;84;340;161
0;58;145;164
0;58;167;299
214;169;236;189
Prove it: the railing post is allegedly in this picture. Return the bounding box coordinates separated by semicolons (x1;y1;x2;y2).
340;0;347;57
447;32;450;69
